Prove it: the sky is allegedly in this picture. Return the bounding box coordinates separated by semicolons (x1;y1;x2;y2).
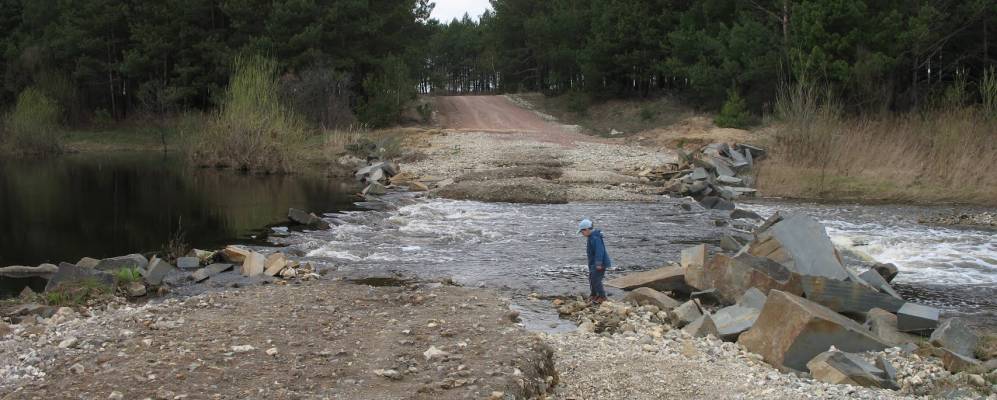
430;0;492;22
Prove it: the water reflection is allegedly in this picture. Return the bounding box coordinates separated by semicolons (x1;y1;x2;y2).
0;153;357;266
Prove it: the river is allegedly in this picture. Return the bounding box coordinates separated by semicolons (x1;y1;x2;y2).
274;195;997;331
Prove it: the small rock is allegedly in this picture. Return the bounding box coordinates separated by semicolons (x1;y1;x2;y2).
108;392;124;400
58;337;78;349
490;392;505;400
231;345;255;353
374;369;402;380
503;310;521;323
126;281;147;297
969;374;986;386
69;363;84;374
266;347;279;356
423;346;448;361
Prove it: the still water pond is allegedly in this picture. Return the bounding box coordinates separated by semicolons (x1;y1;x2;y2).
0;153;357;267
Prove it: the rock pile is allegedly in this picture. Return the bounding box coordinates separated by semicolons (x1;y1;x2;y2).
919;212;997;228
641;143;764;209
353;159;431;198
592;211;994;396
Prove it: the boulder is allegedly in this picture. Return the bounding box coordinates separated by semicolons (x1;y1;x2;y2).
807;350;898;389
0;264;58;279
940;348;982;373
670;300;703;328
864;308;923;347
44;262;115;292
699;196;735;211
76;257;100;269
683;313;719;338
125;281;146;297
695;253;804;304
176;257;200;270
363;182;387;197
192;263;233;282
681;245;707;289
800;276;905;315
691;167;709;181
606;265;691;294
94;254;149;272
264;253;288;277
223;246;251;263
712;289;766;341
241;252;265;277
143;257;176;286
896;302;939;332
872;263;899;283
709;157;736;178
738;290;889;371
930;318;978;357
730;209;762;221
623;287;680;311
288;208;331;229
719;234;745;252
747;214;850;280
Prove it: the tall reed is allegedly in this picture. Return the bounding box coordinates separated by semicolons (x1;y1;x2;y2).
2;86;63;155
191;55;306;173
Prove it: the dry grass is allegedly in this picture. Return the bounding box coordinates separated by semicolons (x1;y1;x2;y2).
755;80;997;205
517;92;694;136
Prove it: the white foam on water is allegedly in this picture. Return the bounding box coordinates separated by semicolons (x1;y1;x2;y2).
743;202;997;285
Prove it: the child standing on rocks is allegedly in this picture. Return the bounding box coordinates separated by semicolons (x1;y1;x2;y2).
578;219;611;304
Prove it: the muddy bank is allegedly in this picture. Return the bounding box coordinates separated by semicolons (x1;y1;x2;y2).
0;279;556;399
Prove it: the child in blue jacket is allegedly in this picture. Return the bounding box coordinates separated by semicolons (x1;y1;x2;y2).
578;219;611;304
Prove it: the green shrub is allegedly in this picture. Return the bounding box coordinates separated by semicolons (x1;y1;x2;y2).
981;67;997;119
2;86;63;154
345;134;403;160
360;55;415;128
565;91;591;114
416;103;433;123
115;267;143;284
714;89;753;129
190;55;307;173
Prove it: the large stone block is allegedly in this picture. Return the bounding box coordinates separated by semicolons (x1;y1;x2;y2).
896;302;939;332
223;246;251;263
800;276;905;315
143;256;176;286
872;263;899;283
241;252;265;277
698;253;804;304
682;245;707;290
606;265;691;294
670;300;703;328
287;208;331;230
748;214;850;280
192;263;233;282
864;308;923;347
0;264;58;279
44;262;115;292
930;318;978;357
264;253;288;277
94;254;149;272
858;269;903;300
738;290;889;371
807;351;898;389
176;257;200;270
940;348;982;373
623;287;680;311
683;313;719;338
712;289;766;341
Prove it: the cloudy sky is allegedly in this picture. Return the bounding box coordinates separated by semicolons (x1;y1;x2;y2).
430;0;492;22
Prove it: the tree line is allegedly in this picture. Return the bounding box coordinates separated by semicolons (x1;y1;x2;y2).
426;0;997;114
0;0;433;128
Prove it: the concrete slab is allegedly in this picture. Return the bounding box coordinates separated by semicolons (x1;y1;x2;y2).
896;302;940;332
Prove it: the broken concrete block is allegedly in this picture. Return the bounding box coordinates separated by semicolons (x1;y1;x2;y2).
865;308;923;347
730;209;762;221
94;254;149;272
940;348;982;373
930;318;978;357
682;245;708;289
738;290;889;371
623;287;680;311
896;302;939;332
606;265;691;294
800;276;905;315
683;313;718;338
264;253;288;277
872;263;899;283
748;214;850;280
143;256;176;286
241;252;265;277
223;246;251;263
697;253;804;304
720;234;745;252
192;263;233;282
176;257;200;270
670;300;703;328
807;351;898;389
44;262;115;292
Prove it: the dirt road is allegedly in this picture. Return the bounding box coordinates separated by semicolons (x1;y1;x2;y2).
435;96;563;133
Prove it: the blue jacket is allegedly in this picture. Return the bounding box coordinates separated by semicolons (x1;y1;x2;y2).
586;230;612;269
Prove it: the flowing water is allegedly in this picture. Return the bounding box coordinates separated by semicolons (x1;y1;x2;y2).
0;153;357;268
276;196;997;331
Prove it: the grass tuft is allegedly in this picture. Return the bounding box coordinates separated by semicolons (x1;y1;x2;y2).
43;279;114;307
115;267;143;284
